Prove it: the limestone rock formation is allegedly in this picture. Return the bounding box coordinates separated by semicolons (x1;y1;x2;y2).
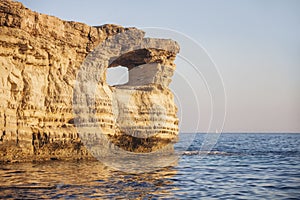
0;0;179;163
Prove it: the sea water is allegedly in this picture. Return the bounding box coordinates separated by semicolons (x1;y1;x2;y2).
0;133;299;199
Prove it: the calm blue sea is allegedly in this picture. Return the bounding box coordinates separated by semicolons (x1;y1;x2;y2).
1;133;300;199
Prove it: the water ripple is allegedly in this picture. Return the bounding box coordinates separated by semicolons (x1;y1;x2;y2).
0;133;299;199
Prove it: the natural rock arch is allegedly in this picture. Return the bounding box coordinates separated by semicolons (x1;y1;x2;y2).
74;29;180;153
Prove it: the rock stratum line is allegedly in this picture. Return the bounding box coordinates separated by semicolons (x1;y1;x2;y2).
0;0;179;163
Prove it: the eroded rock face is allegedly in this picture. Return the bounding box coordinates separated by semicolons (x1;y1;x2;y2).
0;0;179;162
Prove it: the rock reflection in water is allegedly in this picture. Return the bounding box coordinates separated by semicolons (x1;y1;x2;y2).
0;160;178;199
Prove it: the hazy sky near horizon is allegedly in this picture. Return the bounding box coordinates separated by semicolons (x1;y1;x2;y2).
18;0;300;133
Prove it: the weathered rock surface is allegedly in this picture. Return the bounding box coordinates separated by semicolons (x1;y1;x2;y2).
0;0;179;163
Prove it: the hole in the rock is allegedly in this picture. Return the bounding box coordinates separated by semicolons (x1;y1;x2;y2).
106;66;128;86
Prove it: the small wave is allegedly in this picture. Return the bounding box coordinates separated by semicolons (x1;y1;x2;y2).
0;185;57;190
182;151;234;156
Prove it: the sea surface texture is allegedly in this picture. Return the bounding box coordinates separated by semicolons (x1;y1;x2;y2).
1;133;299;199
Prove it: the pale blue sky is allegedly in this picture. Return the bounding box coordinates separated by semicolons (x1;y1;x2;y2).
18;0;300;132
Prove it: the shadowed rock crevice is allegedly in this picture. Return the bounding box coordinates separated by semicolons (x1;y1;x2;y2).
109;48;177;70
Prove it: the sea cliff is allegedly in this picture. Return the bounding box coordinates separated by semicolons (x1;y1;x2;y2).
0;0;179;162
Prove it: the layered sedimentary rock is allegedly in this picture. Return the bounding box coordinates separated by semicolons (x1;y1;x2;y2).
0;0;179;162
